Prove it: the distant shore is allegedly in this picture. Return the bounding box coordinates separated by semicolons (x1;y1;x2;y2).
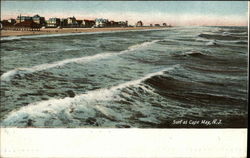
0;27;168;37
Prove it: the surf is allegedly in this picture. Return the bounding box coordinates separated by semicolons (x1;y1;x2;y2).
1;65;179;127
1;40;160;82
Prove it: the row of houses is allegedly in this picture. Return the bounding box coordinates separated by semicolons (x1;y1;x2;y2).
1;15;44;30
0;14;130;30
46;17;96;28
1;14;171;31
47;17;128;28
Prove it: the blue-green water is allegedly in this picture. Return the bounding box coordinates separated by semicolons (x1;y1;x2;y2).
0;26;248;127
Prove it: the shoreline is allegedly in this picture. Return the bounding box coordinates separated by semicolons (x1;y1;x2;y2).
0;27;169;37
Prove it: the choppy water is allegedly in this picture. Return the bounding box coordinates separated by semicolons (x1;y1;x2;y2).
0;26;248;128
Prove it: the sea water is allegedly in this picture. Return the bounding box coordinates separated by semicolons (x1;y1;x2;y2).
0;26;248;128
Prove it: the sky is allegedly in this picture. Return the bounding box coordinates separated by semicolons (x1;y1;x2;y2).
1;1;248;26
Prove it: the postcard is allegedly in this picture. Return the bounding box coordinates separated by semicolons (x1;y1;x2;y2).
0;1;248;157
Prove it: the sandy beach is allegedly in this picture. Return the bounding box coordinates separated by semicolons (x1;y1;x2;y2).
0;27;167;37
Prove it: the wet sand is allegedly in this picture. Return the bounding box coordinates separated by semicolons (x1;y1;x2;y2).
0;27;168;37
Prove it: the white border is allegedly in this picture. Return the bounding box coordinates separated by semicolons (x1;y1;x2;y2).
0;2;249;158
0;128;247;158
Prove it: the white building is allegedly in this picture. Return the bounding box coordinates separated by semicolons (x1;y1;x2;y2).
95;18;109;27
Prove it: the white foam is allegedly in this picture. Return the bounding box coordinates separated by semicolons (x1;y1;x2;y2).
196;33;219;43
127;40;160;51
205;40;217;46
181;51;205;56
0;68;31;82
1;65;179;127
0;53;113;81
1;40;159;82
110;65;173;91
222;31;247;36
222;32;230;36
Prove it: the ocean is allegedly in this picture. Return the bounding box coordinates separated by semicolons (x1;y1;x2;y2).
0;26;248;128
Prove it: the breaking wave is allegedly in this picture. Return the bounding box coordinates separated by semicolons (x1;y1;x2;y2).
205;40;218;46
1;26;247;128
198;33;241;40
0;53;113;81
172;51;210;58
1;65;179;127
1;40;159;82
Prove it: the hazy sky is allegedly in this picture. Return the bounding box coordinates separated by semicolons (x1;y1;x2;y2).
1;1;248;26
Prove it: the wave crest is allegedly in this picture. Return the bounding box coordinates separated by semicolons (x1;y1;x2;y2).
198;33;241;41
1;65;179;127
1;40;159;82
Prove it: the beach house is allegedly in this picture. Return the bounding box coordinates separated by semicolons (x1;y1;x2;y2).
109;21;118;27
67;17;78;27
32;14;46;26
14;20;41;31
1;20;14;30
60;18;68;28
7;19;16;24
83;19;95;28
46;18;60;28
76;20;84;28
118;21;128;27
95;18;109;27
16;15;33;23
